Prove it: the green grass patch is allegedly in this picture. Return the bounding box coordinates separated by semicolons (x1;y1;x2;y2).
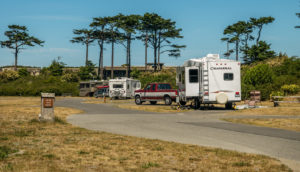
0;146;17;160
141;162;159;169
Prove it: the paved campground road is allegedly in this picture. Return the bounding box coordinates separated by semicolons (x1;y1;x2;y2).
57;98;300;171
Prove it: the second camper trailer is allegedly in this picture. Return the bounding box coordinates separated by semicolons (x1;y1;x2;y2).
109;78;141;99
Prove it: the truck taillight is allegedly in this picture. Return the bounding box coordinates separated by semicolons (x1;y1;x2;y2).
204;92;209;95
235;92;240;97
175;90;178;96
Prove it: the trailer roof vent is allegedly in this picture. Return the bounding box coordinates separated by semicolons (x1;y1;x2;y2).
207;54;220;59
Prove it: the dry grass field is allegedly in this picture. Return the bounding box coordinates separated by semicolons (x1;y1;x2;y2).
225;101;300;132
230;101;300;116
0;97;291;171
223;118;300;132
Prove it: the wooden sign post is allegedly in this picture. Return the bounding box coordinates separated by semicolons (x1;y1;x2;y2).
40;93;55;122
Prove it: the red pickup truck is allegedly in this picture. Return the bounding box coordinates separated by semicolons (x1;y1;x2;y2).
134;83;178;105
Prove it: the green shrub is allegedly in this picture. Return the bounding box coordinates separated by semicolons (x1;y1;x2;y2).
0;70;20;81
48;59;65;76
78;60;96;80
270;91;284;101
241;83;255;100
0;75;79;96
18;68;30;77
130;68;141;79
281;84;300;95
61;73;79;82
243;64;274;86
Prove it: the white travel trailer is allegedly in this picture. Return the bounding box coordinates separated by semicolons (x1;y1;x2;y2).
176;54;241;109
109;78;141;99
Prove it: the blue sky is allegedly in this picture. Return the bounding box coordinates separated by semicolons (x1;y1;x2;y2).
0;0;299;67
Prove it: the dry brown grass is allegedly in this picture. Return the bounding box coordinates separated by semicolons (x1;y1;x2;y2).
0;97;291;171
116;103;191;113
83;97;133;105
230;101;300;116
223;118;300;132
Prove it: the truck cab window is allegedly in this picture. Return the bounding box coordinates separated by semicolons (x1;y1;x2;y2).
152;84;156;91
158;84;163;90
145;84;151;90
224;73;234;81
165;84;171;90
189;69;198;83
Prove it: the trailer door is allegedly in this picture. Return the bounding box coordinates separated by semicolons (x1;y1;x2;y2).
185;67;200;97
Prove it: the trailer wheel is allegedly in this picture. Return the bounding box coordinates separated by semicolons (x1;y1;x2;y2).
194;98;200;109
135;96;142;105
225;102;233;109
179;101;186;105
150;101;157;105
164;96;172;105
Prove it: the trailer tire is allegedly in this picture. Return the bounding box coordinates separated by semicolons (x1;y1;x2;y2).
179;101;187;105
135;96;142;105
164;96;172;105
194;98;200;109
150;101;157;105
225;102;233;109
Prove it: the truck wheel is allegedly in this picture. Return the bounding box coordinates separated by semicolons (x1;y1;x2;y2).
194;98;200;109
179;101;186;106
150;101;157;105
225;102;233;109
164;96;172;105
135;96;142;105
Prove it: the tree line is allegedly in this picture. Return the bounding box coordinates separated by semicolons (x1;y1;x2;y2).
0;13;185;80
221;16;276;63
1;11;299;79
70;13;185;79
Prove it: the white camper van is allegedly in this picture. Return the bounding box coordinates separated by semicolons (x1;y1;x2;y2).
109;78;141;99
176;54;241;109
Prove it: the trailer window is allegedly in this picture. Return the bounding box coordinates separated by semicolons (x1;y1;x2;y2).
86;84;90;88
80;84;85;89
113;84;123;88
189;69;198;83
224;73;234;81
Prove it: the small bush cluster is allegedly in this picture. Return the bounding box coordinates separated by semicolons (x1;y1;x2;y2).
242;56;300;100
0;70;20;81
0;75;79;96
281;84;300;95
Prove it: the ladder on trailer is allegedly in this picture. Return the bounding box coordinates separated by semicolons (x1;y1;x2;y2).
202;64;209;102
